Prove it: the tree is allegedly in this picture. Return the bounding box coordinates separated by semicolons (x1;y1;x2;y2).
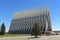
31;22;41;38
48;26;52;31
0;23;5;35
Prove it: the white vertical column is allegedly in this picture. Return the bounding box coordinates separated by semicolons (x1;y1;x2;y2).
45;18;48;31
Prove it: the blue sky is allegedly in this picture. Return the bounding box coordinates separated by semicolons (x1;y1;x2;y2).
0;0;60;32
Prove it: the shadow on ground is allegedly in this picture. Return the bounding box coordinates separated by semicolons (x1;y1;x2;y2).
27;36;40;39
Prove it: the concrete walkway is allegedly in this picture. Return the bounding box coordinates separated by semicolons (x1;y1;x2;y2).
0;35;60;40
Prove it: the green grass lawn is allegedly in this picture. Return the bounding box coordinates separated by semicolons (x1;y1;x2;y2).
0;33;30;38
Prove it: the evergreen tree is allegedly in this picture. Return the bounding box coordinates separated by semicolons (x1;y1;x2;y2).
31;22;41;38
1;23;5;35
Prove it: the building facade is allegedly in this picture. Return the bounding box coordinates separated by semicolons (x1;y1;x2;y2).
9;7;52;34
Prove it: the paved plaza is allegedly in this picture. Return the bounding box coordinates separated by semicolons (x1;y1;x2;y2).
0;35;60;40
